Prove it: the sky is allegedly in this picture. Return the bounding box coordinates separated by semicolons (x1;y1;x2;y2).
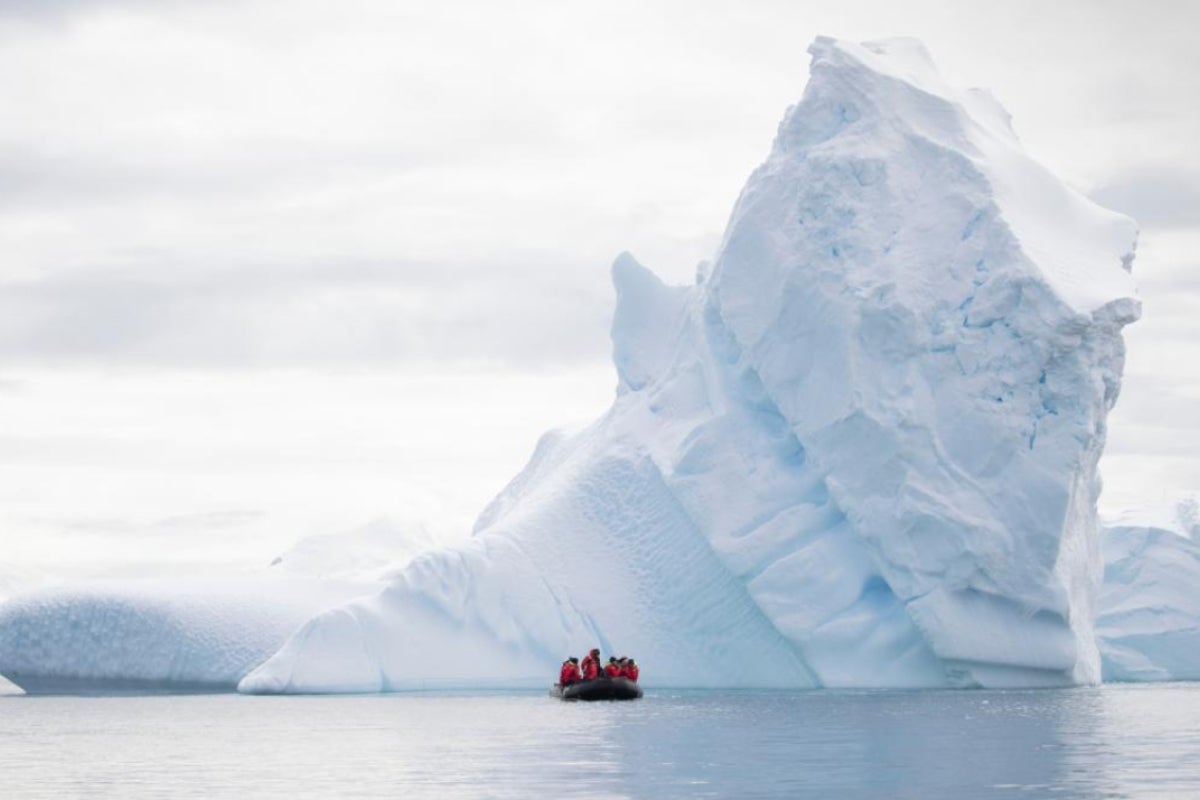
1;0;1198;582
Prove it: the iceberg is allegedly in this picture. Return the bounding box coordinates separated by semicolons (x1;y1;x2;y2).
0;577;374;693
268;516;449;581
239;36;1140;693
1098;498;1200;681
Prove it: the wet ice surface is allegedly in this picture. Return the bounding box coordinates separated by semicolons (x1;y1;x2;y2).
2;685;1198;798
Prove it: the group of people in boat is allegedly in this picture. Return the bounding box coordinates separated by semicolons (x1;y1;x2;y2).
559;648;639;685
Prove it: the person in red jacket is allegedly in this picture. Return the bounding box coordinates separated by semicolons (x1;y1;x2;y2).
559;657;580;686
604;657;621;678
581;648;601;681
621;658;639;682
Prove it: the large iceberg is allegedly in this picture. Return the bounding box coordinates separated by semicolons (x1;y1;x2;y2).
239;36;1140;693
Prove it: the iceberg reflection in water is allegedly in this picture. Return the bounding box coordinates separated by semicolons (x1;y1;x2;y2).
1;685;1198;798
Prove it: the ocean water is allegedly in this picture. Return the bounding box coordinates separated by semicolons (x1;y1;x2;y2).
2;685;1198;798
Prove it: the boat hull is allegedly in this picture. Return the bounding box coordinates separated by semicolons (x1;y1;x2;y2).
551;676;643;701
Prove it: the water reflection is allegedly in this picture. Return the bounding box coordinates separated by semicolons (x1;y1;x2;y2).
592;690;1108;798
1;687;1198;798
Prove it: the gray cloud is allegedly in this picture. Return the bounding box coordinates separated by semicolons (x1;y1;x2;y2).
0;0;1198;550
0;143;430;211
24;509;265;539
0;0;219;22
1091;166;1200;230
0;257;614;368
0;0;113;19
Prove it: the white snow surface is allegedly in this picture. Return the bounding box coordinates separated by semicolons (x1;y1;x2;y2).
0;673;22;696
1098;498;1200;681
240;36;1140;693
0;577;374;692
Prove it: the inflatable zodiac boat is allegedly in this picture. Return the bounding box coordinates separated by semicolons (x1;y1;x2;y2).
551;677;643;701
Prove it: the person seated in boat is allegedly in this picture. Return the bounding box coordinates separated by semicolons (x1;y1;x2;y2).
559;657;581;686
581;648;602;681
604;657;622;678
621;658;639;682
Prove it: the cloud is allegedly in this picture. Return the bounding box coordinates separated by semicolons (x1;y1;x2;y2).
0;142;432;212
28;509;265;539
0;0;1197;551
0;256;614;368
0;0;219;23
1090;166;1200;230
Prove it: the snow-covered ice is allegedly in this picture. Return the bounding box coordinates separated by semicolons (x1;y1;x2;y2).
0;672;22;696
0;577;374;692
1098;498;1200;681
239;36;1140;693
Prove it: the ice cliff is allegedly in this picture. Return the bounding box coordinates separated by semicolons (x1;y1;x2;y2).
238;36;1141;693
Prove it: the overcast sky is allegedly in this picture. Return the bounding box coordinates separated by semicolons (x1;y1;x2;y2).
1;0;1198;581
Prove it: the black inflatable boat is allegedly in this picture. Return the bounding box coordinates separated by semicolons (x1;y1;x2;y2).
551;676;643;701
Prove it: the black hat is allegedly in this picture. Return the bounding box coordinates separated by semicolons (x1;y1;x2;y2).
569;657;579;663
591;648;600;654
608;656;617;662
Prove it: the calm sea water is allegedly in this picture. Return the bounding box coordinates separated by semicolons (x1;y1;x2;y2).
2;685;1198;798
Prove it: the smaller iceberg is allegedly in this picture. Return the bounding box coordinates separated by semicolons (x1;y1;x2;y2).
1098;498;1200;681
0;577;374;693
269;516;448;581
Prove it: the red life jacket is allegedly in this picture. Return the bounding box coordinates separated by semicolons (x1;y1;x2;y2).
604;662;621;678
559;663;580;685
582;658;600;681
622;663;639;682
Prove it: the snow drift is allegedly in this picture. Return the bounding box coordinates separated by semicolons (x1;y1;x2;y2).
240;36;1140;693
